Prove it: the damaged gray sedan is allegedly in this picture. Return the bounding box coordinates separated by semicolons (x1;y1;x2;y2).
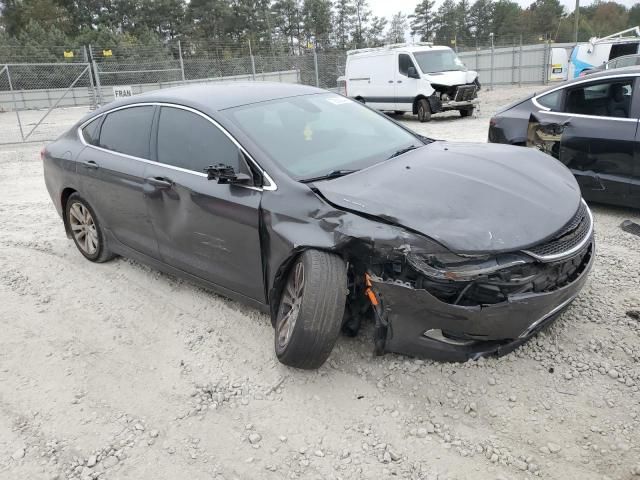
43;83;594;369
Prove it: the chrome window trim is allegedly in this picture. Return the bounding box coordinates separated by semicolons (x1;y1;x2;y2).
522;200;594;262
531;72;640;121
77;101;278;191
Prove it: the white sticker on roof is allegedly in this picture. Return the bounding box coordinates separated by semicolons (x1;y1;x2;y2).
327;97;352;105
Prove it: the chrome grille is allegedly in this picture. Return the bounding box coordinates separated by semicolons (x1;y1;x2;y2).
523;201;593;262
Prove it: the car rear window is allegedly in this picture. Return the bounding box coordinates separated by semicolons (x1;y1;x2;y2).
81;117;102;146
98;106;154;159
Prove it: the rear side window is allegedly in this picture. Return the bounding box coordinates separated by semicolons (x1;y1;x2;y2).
563;78;633;118
536;90;562;110
609;42;638;61
82;117;102;146
398;54;416;76
156;107;242;173
99;106;154;159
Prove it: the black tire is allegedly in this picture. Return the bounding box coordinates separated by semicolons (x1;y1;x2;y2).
460;107;474;117
417;99;431;122
274;250;347;369
394;111;406;115
65;193;115;263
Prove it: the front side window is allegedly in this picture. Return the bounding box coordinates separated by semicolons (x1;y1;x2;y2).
156;107;242;173
398;54;416;76
413;49;465;74
536;90;562;110
563;79;634;118
99;106;154;159
225;93;421;181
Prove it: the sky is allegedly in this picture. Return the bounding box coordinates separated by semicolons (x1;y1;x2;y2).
369;0;638;20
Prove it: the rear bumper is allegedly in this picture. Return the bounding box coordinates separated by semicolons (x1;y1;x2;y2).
372;242;594;362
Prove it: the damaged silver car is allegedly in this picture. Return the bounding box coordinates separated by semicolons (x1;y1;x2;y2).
43;83;594;369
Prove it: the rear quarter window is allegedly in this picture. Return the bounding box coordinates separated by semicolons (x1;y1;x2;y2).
536;90;562;110
81;117;102;146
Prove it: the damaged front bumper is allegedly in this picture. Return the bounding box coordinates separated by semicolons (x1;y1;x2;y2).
370;242;594;362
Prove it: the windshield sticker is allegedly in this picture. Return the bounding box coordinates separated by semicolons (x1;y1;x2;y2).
327;97;351;105
303;124;313;141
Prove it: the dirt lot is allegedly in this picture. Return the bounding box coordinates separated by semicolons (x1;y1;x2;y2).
1;85;639;480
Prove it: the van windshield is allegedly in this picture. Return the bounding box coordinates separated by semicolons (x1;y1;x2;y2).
225;93;422;181
414;50;466;73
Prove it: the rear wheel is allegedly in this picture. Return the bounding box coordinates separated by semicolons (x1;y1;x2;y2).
460;107;474;117
417;99;431;122
274;250;347;369
65;193;114;263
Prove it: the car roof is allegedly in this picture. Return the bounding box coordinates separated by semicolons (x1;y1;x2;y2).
94;82;325;115
537;66;640;95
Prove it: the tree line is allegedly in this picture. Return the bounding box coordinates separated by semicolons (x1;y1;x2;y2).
1;0;640;61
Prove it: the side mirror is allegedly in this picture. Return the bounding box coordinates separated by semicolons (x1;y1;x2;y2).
205;164;252;185
407;66;420;79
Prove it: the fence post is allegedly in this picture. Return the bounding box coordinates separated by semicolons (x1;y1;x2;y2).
178;40;186;82
4;66;25;142
89;45;104;105
313;47;320;87
542;41;550;85
248;39;256;80
84;45;98;109
519;34;523;87
489;34;495;91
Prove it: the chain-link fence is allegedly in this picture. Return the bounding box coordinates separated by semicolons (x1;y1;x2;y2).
1;38;565;145
0;63;95;144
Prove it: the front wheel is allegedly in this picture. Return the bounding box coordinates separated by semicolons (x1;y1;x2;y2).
417;99;431;122
274;250;347;369
460;107;474;117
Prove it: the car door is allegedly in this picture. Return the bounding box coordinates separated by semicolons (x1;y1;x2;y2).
529;76;639;207
395;53;419;112
143;105;265;302
76;105;159;257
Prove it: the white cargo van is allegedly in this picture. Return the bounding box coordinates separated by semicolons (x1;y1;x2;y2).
568;26;640;78
345;43;479;122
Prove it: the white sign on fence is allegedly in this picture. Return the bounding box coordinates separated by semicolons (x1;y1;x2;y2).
113;86;133;99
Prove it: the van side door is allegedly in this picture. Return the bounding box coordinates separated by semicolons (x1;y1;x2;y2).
395;53;420;112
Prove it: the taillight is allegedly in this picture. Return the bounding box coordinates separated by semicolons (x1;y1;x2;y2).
40;147;45;160
489;117;497;127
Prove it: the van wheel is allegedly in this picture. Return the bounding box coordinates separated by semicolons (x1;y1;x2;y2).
460;107;474;117
274;250;347;370
417;99;431;122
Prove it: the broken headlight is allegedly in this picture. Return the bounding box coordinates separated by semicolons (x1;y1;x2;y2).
406;250;532;282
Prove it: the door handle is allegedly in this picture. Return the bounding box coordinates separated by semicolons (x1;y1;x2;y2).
397;80;403;83
388;80;394;83
146;176;173;188
82;160;99;170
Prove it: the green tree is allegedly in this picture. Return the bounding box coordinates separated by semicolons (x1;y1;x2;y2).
491;0;522;37
629;4;640;28
469;0;494;42
386;11;407;44
333;0;355;49
434;0;458;45
272;0;302;51
409;0;436;42
526;0;565;39
455;0;472;46
352;0;370;48
365;15;387;46
302;0;332;48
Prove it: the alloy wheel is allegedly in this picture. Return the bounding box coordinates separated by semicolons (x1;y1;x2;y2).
277;262;305;349
69;202;98;255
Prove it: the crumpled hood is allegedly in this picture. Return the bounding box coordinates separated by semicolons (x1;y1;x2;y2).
424;70;478;86
315;142;582;254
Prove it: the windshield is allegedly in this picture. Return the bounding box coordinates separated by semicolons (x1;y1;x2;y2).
225;93;421;181
413;49;466;74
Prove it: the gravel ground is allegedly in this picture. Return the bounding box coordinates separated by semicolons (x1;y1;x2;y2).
1;85;639;480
